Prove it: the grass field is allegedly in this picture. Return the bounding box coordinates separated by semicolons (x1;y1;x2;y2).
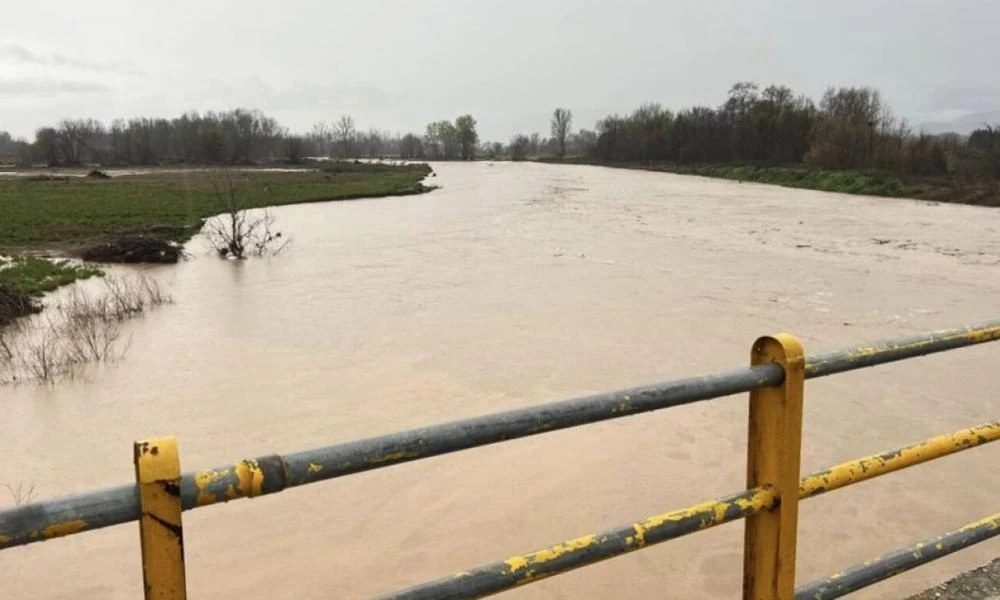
538;158;998;206
0;162;433;253
670;164;907;196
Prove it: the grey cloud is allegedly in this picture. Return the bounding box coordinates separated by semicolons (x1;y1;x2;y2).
0;43;142;75
920;110;1000;135
211;78;402;112
0;78;112;97
923;84;1000;114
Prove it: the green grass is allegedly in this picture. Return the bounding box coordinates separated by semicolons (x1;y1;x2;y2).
671;165;907;197
0;256;102;297
0;162;433;252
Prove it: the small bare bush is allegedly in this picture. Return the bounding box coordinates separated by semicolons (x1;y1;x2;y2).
3;482;37;506
1;274;171;384
63;310;130;363
204;171;290;259
0;326;14;365
19;331;72;382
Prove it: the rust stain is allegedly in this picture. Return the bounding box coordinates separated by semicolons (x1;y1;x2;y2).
367;451;422;464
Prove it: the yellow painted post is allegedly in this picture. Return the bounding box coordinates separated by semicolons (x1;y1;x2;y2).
742;334;805;600
134;437;187;600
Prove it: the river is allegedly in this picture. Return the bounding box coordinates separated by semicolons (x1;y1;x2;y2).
2;162;1000;598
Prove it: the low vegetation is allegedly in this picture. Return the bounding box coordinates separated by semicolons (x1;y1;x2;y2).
664;165;908;197
0;257;101;327
203;170;290;259
0;274;171;384
0;256;101;296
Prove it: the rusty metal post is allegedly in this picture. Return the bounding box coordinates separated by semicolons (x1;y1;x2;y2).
134;437;187;600
742;334;805;600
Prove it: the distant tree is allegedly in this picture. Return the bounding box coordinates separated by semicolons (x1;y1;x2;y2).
335;115;356;158
399;133;424;159
0;131;31;166
0;130;14;155
455;114;478;160
310;122;333;157
361;128;385;158
285;136;305;164
806;86;884;169
529;133;541;156
510;134;531;161
570;129;597;156
963;125;1000;183
424;120;459;159
550;108;573;158
55;118;104;164
33;127;60;166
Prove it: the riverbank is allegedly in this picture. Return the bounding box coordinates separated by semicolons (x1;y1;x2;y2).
0;162;433;256
0;257;102;326
0;162;432;321
535;158;999;207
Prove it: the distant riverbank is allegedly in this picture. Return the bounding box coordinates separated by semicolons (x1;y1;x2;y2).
535;158;999;207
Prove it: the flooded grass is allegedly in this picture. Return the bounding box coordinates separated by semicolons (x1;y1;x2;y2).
0;256;101;297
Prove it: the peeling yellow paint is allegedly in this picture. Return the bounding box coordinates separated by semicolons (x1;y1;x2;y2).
42;519;87;539
0;534;13;544
505;534;598;576
800;421;1000;499
234;459;264;498
194;468;231;506
307;463;323;474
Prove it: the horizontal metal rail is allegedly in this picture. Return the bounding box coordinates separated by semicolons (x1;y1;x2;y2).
375;421;1000;599
795;512;1000;599
380;486;778;600
804;318;1000;379
0;365;780;550
1;319;999;553
799;420;1000;499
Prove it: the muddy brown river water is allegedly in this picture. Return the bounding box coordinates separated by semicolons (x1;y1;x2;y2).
2;162;1000;598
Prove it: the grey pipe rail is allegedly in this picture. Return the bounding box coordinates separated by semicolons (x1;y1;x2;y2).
795;511;1000;599
2;318;999;552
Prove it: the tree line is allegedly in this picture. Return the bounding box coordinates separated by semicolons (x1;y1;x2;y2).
0;110;480;167
1;83;997;186
571;83;996;183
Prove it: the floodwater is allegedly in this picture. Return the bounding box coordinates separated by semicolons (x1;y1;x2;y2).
2;162;1000;599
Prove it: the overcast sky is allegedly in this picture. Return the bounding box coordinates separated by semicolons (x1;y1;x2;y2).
1;0;997;140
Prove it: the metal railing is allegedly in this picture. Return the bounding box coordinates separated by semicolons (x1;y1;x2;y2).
2;320;1000;599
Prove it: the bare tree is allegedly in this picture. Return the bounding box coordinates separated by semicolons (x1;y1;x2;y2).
336;115;357;158
529;133;541;157
551;108;573;159
310;122;334;157
55;118;104;164
204;171;289;259
510;135;531;161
